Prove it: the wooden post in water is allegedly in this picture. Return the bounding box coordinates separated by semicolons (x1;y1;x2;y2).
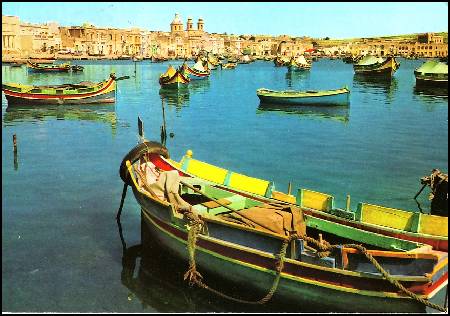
288;181;292;195
13;134;18;171
13;134;17;153
160;98;167;145
138;116;144;141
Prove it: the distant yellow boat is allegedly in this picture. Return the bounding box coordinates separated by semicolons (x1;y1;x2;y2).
159;65;190;88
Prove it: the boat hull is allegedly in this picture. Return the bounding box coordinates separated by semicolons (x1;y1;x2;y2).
354;57;399;76
4;90;115;105
257;89;350;106
159;71;190;89
138;200;447;313
415;76;448;88
2;77;116;106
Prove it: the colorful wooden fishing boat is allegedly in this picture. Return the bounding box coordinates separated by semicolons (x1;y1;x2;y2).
26;60;71;72
2;73;119;106
353;55;400;76
159;65;190;88
156;149;448;252
414;60;448;88
287;56;311;71
257;87;350;106
71;65;84;72
220;62;237;69
181;60;210;80
274;56;289;67
119;141;448;313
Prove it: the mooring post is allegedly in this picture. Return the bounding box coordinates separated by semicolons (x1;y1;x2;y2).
137;116;145;143
13;134;17;153
288;181;292;195
161;98;167;145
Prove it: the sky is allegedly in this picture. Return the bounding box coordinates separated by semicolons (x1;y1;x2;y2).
2;2;448;39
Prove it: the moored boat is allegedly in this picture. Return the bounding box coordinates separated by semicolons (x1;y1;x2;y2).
157;149;448;252
257;87;350;106
2;73;121;106
287;56;312;71
220;62;237;69
159;65;190;88
26;60;71;72
181;60;210;80
414;60;448;88
118;140;448;313
353;55;400;76
274;56;290;67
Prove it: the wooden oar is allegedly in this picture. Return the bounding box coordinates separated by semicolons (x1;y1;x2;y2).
180;180;237;213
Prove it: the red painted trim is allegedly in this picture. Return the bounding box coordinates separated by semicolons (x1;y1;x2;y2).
3;78;115;100
144;207;438;296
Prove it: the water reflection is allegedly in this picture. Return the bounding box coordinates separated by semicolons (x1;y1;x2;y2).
117;215;317;313
285;70;310;88
188;78;211;94
3;104;117;133
257;103;350;123
413;84;448;103
353;74;398;102
159;88;190;110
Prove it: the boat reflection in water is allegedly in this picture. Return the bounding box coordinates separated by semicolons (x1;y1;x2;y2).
353;73;398;93
413;84;448;103
285;70;310;88
257;103;350;123
352;74;398;103
159;88;190;110
117;216;319;313
3;103;117;133
188;77;211;94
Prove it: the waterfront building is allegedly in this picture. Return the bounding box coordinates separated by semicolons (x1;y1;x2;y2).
2;15;21;56
1;14;447;61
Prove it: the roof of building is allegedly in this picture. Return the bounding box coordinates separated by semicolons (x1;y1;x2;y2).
171;13;182;25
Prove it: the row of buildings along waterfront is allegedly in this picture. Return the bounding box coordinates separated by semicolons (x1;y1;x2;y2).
2;13;448;61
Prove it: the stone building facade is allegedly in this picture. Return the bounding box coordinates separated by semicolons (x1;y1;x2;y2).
2;14;448;61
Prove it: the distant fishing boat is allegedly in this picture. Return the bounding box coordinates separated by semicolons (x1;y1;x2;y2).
118;140;448;313
220;62;237;69
414;60;448;87
287;56;312;71
181;60;210;80
353;55;400;76
159;65;190;88
274;56;290;67
71;65;84;72
2;73;125;106
257;87;350;106
27;60;71;72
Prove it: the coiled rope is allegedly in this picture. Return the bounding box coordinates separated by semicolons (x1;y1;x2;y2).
183;214;447;312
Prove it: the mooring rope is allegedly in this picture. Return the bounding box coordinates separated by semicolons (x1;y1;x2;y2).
183;214;447;312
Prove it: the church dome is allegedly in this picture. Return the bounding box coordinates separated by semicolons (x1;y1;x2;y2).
171;13;182;25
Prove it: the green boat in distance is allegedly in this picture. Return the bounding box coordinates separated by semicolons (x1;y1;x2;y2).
414;60;448;88
257;87;350;106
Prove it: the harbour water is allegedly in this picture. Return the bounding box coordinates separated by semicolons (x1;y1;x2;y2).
2;58;448;312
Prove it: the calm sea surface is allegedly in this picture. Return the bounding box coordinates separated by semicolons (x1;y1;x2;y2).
2;59;448;312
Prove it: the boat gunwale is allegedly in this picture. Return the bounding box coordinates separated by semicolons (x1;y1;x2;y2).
2;77;115;99
158;155;448;251
257;87;350;98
